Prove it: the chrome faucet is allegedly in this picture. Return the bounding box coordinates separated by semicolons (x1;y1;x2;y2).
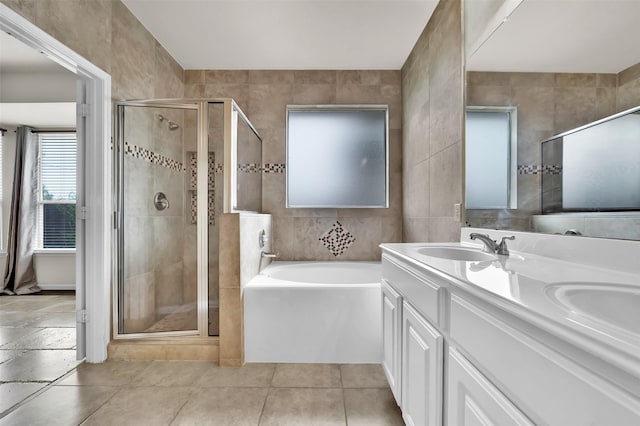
470;233;515;256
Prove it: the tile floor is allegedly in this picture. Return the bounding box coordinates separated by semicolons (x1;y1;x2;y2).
1;294;404;425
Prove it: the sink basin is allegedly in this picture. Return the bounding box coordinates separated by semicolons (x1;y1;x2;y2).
415;246;497;262
546;283;640;336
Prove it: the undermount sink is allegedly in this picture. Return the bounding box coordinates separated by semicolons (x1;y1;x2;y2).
415;246;497;262
546;283;640;336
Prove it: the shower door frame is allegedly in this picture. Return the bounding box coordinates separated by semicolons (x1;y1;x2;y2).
114;99;260;340
114;100;210;340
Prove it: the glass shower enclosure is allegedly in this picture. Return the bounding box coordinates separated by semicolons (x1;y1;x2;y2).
113;99;261;339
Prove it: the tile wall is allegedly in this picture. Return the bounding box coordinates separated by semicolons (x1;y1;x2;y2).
401;0;465;243
466;63;640;230
184;70;403;261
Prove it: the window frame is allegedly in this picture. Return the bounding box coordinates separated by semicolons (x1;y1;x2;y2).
465;106;518;210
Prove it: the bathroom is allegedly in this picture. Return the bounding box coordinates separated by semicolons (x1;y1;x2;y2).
0;0;639;424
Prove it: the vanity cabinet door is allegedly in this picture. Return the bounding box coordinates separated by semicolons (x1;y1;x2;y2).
382;279;402;405
402;301;443;426
447;347;534;426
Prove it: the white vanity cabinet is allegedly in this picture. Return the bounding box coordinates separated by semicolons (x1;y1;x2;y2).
381;279;402;405
401;301;443;426
380;250;640;426
447;347;533;426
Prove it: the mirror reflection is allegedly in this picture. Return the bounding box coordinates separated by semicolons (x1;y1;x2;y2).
464;0;640;240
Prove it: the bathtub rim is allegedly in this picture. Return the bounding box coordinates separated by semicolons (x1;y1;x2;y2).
246;260;382;288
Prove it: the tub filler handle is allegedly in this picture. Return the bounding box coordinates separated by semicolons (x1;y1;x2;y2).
261;252;279;258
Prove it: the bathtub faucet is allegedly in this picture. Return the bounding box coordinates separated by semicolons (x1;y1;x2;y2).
261;252;279;258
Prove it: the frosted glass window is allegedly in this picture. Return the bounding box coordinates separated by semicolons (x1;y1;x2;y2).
563;113;640;209
287;107;388;208
466;110;513;209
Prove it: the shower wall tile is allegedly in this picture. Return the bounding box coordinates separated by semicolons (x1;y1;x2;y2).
111;1;156;100
294;70;337;84
34;0;113;74
402;0;464;243
185;70;205;85
154;42;184;99
337;70;382;86
1;0;36;22
185;68;403;260
206;70;249;84
292;84;337;104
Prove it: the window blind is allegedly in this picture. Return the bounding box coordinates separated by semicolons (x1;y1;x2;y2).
38;133;76;248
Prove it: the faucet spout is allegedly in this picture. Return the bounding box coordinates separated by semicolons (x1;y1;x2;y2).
469;233;498;253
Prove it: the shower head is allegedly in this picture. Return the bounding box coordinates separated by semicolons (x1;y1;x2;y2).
157;114;179;130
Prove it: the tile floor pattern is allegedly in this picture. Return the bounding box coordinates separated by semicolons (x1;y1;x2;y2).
1;295;404;425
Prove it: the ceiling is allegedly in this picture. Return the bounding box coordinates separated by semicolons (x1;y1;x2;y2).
0;103;76;128
0;32;76;128
121;0;439;70
468;0;640;73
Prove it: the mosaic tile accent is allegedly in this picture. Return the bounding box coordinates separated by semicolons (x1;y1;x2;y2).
238;163;262;173
517;165;563;175
263;163;286;173
188;152;216;190
190;191;216;225
319;221;356;257
215;164;224;174
124;141;185;172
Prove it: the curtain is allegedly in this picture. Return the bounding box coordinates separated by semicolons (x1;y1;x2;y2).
2;126;40;295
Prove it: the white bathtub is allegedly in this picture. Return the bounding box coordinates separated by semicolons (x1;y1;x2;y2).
244;261;382;363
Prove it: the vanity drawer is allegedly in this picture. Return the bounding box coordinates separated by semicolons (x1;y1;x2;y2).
382;254;440;326
449;294;640;425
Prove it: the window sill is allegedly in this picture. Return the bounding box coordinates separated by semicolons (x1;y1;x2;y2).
33;249;76;255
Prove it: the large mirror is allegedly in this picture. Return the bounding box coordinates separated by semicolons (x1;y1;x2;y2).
464;0;640;240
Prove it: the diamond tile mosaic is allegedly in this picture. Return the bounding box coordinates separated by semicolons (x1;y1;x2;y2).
319;221;356;257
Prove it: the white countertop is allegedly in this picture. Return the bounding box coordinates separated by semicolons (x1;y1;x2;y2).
380;241;640;379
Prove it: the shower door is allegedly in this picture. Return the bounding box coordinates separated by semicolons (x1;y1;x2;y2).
115;102;205;336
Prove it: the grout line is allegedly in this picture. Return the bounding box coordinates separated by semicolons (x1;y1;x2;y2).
339;366;349;425
257;386;272;425
166;387;196;426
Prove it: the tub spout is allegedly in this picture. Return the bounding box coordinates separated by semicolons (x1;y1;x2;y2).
261;252;279;258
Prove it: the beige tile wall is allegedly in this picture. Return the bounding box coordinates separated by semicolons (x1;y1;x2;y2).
184;70;403;261
617;62;640;112
401;0;464;243
466;65;639;230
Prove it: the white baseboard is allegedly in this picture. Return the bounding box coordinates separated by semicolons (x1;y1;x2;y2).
39;283;75;291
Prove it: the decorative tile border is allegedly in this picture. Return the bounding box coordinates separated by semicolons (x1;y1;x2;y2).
263;163;286;173
190;191;215;225
238;163;261;173
319;221;356;257
517;165;563;175
237;163;286;174
188;152;216;190
124;141;185;172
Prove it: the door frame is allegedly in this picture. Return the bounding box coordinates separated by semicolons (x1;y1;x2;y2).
0;4;112;362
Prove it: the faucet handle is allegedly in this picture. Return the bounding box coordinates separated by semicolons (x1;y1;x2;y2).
496;236;515;255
